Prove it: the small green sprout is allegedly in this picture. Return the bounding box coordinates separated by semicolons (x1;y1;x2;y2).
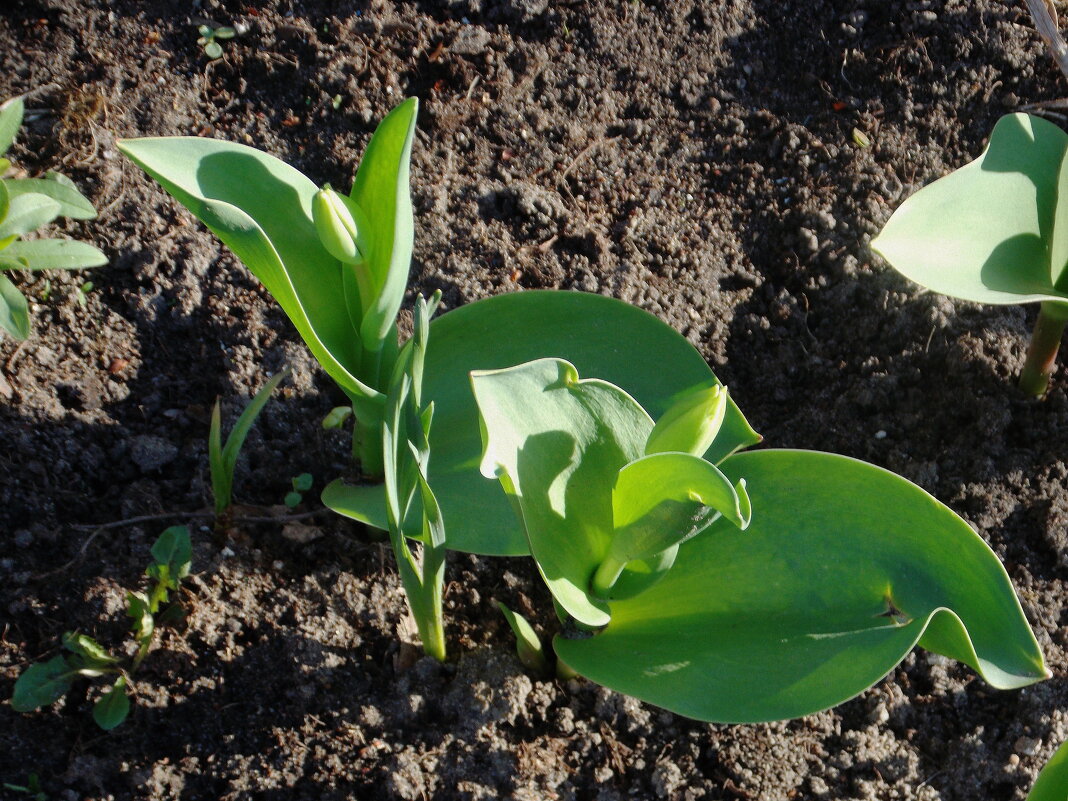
331;94;343;111
3;774;46;801
284;472;313;508
471;358;1048;722
321;405;352;430
74;279;93;308
873;113;1068;396
497;602;548;675
197;23;236;60
11;526;192;730
209;368;289;526
0;96;107;340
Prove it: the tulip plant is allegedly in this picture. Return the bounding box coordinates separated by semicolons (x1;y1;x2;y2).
472;359;1048;722
874;113;1068;396
119;99;418;478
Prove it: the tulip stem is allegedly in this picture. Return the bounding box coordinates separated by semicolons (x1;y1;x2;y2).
1019;301;1068;397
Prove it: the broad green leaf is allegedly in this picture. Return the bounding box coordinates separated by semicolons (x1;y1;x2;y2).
0;193;61;238
420;290;762;556
350;98;417;351
11;655;72;712
0;96;23;156
1029;740;1068;801
556;449;1049;723
472;358;654;627
0;273;29;339
0;175;9;221
151;525;192;582
117;137;378;404
92;676;130;730
3;177;96;219
607;452;750;567
2;239;107;270
873;113;1068;304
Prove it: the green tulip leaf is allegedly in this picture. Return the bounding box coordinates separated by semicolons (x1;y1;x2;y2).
350;97;417;352
0;273;29;340
472;358;654;627
416;290;762;556
873;113;1068;303
117;136;379;404
0;175;9;222
2;176;96;219
1029;740;1068;801
607;452;751;568
556;449;1049;723
0;192;61;239
0;96;24;156
322;479;390;530
2;239;107;270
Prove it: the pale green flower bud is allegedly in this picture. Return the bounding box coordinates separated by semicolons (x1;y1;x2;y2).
313;185;367;264
645;385;728;456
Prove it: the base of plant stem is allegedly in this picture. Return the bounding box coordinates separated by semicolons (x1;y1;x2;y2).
1019;302;1068;397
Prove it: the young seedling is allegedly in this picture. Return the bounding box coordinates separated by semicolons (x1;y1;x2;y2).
196;23;236;60
284;472;313;508
0;96;107;339
209;368;289;528
3;774;46;801
873;113;1068;396
497;602;549;676
471;358;1049;722
11;526;192;730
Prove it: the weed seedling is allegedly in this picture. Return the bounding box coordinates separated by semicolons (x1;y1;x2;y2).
11;527;192;730
0;96;107;339
284;472;313;508
209;368;289;528
197;23;236;59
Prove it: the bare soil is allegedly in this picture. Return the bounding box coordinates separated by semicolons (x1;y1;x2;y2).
2;1;1068;799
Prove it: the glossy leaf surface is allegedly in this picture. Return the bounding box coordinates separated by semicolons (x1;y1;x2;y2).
556;449;1048;723
473;358;653;626
417;291;762;555
873;113;1068;304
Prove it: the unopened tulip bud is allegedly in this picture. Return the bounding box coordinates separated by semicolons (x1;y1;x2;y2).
645;385;728;456
313;185;367;264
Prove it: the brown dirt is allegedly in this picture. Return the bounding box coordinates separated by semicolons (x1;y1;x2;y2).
2;1;1068;799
